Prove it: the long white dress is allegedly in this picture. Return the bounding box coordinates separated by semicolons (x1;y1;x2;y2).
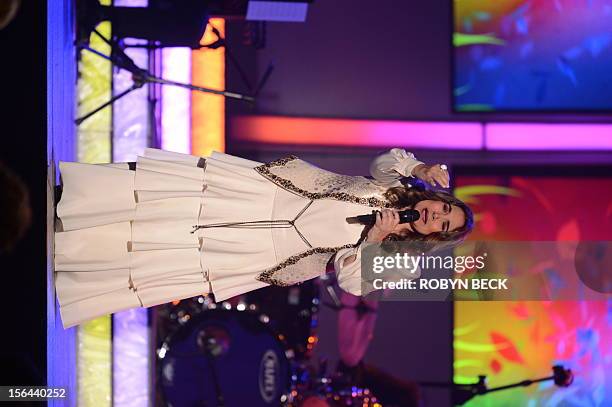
54;148;423;328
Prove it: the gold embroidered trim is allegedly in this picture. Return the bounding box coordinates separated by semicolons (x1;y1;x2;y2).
254;155;393;208
255;244;356;286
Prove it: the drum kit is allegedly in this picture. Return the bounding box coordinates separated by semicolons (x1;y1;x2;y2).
155;281;575;407
156;281;381;407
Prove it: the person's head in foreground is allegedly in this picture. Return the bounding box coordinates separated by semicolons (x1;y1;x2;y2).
0;161;32;253
378;184;474;253
0;0;20;30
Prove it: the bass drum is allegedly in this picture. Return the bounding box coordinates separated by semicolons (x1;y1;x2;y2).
158;309;292;407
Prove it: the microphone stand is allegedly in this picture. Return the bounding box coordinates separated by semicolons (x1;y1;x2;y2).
124;23;275;101
418;365;573;405
75;29;255;125
199;330;226;407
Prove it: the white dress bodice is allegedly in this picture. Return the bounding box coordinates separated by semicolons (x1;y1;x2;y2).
271;187;371;260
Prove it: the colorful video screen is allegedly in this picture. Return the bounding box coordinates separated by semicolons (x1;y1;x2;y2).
453;1;612;111
453;174;612;406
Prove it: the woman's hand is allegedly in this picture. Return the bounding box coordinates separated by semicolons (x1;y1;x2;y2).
411;163;450;188
366;209;400;242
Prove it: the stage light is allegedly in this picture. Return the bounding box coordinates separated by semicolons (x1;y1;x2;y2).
486;123;612;150
191;18;226;157
231;116;483;149
161;48;191;153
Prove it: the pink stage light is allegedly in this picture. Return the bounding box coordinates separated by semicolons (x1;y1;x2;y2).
161;48;191;153
231;116;483;149
486;123;612;150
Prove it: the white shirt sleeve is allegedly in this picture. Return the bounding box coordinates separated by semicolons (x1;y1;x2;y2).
333;244;365;296
369;148;425;187
334;242;423;297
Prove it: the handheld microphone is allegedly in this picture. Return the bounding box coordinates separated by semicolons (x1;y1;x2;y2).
346;209;420;225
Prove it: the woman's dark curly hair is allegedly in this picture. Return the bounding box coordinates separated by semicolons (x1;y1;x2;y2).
370;183;474;254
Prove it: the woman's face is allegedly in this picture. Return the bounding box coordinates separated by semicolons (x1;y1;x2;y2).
408;199;466;235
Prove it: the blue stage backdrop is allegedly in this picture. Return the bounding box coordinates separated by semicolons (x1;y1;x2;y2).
453;0;612;112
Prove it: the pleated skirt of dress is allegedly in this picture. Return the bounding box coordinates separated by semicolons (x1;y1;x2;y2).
54;148;274;329
55;150;205;328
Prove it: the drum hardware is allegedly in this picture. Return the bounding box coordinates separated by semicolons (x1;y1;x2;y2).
286;362;381;407
244;282;321;360
323;285;342;310
197;327;230;358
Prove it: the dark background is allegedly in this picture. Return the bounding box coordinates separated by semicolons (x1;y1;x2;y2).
0;0;47;387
